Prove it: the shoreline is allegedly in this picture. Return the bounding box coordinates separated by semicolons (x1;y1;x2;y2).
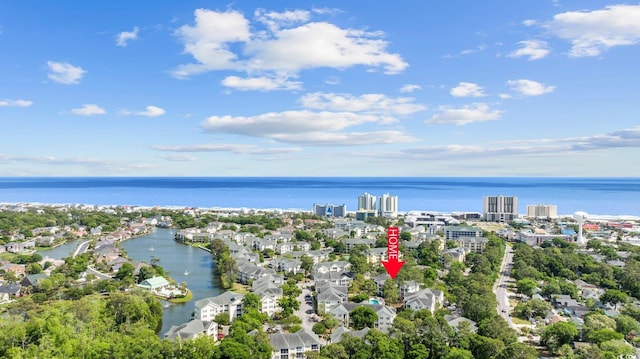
2;201;640;220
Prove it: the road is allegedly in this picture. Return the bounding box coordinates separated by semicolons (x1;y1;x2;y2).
493;244;517;329
86;265;113;280
73;240;91;257
293;281;322;338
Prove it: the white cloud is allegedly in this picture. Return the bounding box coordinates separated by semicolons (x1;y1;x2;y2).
71;104;106;116
254;8;310;31
508;40;550;60
522;19;537;26
0;99;33;107
47;61;86;84
162;154;197;161
545;4;640;57
427;103;502;126
400;125;640;159
137;105;166;117
222;75;302;91
324;76;340;85
450;82;486;97
200;109;416;146
499;93;512;99
300;92;426;115
171;9;251;78
120;105;166;117
507;79;556;96
153;143;302;155
116;26;139;47
172;8;407;82
0;153;150;172
400;84;421;93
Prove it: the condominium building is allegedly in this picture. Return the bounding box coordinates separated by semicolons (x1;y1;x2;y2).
312;203;347;217
378;193;398;218
483;195;518;222
358;192;377;211
526;203;558;219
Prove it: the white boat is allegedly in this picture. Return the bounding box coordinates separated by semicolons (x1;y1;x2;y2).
183;270;190;276
149;246;154;251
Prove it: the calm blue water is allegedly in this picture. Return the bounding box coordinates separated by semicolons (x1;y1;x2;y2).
0;177;639;216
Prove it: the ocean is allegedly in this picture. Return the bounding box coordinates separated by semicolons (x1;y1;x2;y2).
0;177;639;216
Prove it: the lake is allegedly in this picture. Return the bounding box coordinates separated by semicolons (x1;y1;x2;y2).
118;228;223;336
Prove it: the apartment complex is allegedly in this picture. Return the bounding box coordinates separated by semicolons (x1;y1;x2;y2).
483;195;518;222
312;203;347;218
526;203;558;219
356;192;398;219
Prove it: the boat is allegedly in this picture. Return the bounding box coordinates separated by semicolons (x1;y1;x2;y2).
149;246;154;251
163;301;170;308
183;270;190;276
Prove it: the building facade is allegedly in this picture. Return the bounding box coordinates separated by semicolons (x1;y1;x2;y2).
358;192;377;211
483;195;518;222
378;193;398;218
312;203;347;217
525;203;558;219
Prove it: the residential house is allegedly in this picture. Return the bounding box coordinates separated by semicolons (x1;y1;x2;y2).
194;291;245;322
329;303;396;333
440;247;466;267
236;261;276;285
275;242;294;255
373;273;391;296
444;315;478;333
163;319;217;342
312;261;351;274
552;294;589;318
400;280;421;300
366;247;388;264
444;226;482;241
345;238;376;252
20;273;49;287
271;258;302;275
313;271;353;287
269;329;322;359
316;283;348;313
403;288;445;314
252;275;284;317
330;326;370;344
455;237;489;253
5;240;36;254
137;276;171;293
0;283;22;301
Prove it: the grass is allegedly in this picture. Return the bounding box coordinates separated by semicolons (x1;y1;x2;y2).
512;317;531;325
168;289;193;303
0;252;17;262
231;283;250;294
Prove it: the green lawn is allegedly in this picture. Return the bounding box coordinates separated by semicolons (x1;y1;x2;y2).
168;289;193;303
511;317;530;325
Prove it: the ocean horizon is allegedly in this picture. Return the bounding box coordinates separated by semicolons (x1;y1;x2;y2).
1;177;639;217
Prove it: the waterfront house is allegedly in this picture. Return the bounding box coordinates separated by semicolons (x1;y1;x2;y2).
20;273;49;287
269;329;322;359
194;291;244;322
137;276;171;293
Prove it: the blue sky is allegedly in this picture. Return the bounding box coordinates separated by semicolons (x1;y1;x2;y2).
1;1;640;176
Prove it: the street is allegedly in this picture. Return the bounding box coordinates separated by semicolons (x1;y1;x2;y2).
493;244;516;329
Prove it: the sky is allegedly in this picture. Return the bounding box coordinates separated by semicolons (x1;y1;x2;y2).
1;0;640;176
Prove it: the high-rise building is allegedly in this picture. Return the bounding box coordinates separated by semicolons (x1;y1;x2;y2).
378;193;398;218
526;204;558;219
483;195;518;222
358;192;377;211
312;203;347;217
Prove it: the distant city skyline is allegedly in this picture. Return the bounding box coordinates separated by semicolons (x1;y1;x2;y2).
2;1;640;176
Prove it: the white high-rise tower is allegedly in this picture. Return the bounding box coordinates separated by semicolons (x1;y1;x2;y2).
378;193;398;218
358;192;377;211
573;211;589;246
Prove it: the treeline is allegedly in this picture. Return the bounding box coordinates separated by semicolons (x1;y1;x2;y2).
211;238;238;288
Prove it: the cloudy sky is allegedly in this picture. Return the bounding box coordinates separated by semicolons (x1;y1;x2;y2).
1;1;640;176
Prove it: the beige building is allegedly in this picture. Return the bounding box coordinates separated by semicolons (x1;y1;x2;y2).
526;203;558;219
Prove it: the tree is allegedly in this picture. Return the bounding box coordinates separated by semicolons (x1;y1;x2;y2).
496;342;539;359
277;296;300;318
542;321;578;351
115;262;135;281
615;314;639;335
312;322;327;335
515;278;537;297
445;348;473;359
242;293;261;312
600;289;627;308
364;329;403;359
382;279;400;305
300;255;314;275
350;306;378;330
512;298;552;319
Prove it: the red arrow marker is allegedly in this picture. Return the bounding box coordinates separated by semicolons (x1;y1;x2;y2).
382;226;405;279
